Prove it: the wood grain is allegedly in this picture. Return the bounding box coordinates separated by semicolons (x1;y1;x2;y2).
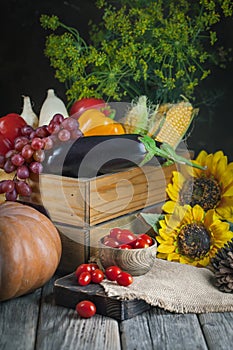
89;164;175;225
36;277;121;350
0;289;41;350
1;275;233;350
21;163;176;227
55;223;89;275
120;308;208;350
54;273;151;321
199;312;233;350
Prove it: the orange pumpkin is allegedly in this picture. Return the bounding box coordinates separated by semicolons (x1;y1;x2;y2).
0;201;62;301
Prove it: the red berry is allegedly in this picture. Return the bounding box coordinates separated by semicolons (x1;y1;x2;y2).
138;234;153;246
76;300;96;318
118;244;132;249
75;264;92;279
105;266;122;281
131;238;149;249
89;263;99;271
109;227;122;239
91;269;104;284
78;271;91;286
116;230;137;244
116;272;133;286
103;237;120;248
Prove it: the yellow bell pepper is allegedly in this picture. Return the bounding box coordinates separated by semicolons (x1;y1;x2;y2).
78;109;125;136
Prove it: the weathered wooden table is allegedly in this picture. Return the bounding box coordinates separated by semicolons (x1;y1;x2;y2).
1;275;233;350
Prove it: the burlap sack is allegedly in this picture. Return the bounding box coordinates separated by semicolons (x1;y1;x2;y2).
101;258;233;313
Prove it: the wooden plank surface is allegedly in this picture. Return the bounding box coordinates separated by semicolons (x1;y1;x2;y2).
199;312;233;350
0;288;41;350
120;308;208;350
36;278;121;350
1;276;233;350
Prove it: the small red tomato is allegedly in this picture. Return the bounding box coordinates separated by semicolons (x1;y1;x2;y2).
105;266;122;281
91;269;104;283
103;237;120;248
131;237;149;249
118;244;132;249
76;300;96;318
139;234;153;246
109;227;122;239
89;263;99;271
75;264;92;279
116;230;137;245
116;272;133;287
78;271;92;286
0;113;27;153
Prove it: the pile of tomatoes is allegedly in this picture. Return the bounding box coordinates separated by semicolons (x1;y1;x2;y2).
75;262;133;318
102;227;154;249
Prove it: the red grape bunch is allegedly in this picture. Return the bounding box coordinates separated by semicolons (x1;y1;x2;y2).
0;114;82;201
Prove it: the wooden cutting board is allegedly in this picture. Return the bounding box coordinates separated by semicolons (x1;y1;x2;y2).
54;273;151;320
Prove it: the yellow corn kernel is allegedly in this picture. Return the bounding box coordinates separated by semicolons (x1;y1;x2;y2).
155;101;197;148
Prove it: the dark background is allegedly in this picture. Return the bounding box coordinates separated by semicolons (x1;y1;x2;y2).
0;0;232;159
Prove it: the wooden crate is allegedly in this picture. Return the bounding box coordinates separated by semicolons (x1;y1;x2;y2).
21;162;177;227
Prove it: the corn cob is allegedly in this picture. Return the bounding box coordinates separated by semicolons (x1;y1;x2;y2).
155;101;197;149
123;95;151;135
147;103;172;137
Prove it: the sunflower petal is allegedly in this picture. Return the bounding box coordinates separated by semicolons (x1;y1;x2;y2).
166;184;179;201
192;204;205;222
195;150;208;165
215;155;228;181
220;168;233;190
162;200;176;214
157;244;175;253
204;209;215;227
222;186;233;197
167;252;180;261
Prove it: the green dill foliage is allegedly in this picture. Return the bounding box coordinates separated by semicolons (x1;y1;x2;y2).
40;0;232;105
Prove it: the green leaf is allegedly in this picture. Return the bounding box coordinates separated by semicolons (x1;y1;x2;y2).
139;135;206;170
140;212;164;232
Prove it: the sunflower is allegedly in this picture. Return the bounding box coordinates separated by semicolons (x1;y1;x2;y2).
156;204;233;266
163;150;233;222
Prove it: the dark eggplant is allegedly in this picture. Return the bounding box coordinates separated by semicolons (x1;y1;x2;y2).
42;134;164;178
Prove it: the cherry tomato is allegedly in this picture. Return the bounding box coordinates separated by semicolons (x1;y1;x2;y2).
0;114;27;154
109;227;122;239
103;237;120;248
116;272;133;286
78;271;92;286
131;237;149;249
76;300;96;318
116;230;137;245
118;244;132;249
105;266;122;281
91;269;104;284
89;263;99;271
139;234;153;246
70;98;106;117
75;264;92;279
